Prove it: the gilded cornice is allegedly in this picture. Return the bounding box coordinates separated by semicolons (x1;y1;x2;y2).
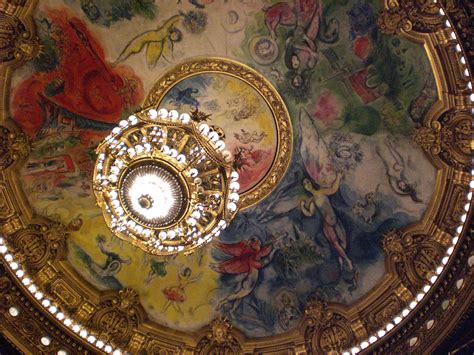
0;0;472;353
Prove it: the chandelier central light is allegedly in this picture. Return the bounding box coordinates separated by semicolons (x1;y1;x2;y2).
93;107;240;255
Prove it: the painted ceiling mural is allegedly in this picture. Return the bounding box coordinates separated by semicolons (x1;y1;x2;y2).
10;0;438;338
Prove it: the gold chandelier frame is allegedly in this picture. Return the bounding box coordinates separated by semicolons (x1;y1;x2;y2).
93;108;239;256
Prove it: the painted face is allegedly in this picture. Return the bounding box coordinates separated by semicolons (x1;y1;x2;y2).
182;267;192;278
82;2;100;21
303;178;312;191
249;236;261;250
257;41;271;55
169;28;182;42
336;145;352;159
291;55;300;69
398;180;408;190
280;293;291;305
292;75;303;88
366;192;375;203
69;217;83;230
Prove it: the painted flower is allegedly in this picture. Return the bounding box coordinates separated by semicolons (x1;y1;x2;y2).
181;10;207;34
327;133;363;174
313;91;342;125
353;35;372;60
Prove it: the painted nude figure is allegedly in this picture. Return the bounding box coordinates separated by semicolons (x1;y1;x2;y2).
114;15;183;68
300;174;354;275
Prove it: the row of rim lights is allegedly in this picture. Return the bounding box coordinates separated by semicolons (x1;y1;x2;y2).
108;108;229;153
0;110;240;353
0;104;201;355
342;4;473;353
1;203;471;352
0;237;121;354
1;9;472;353
6;108;229;351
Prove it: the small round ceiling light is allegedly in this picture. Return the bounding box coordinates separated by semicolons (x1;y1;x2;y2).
93;108;240;255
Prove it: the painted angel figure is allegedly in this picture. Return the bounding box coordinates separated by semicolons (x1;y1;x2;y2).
376;136;421;203
211;236;279;316
297;109;357;289
114;15;183;68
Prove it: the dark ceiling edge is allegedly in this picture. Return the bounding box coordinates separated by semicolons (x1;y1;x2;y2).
434;294;474;354
0;331;22;355
0;0;473;353
369;222;473;353
457;0;474;68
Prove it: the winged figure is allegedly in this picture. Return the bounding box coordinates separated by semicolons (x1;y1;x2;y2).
211;237;278;314
114;15;183;69
298;108;336;184
376;136;422;203
297;109;357;289
234;129;267;144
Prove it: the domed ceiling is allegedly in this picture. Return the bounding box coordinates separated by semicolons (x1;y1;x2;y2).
0;0;472;354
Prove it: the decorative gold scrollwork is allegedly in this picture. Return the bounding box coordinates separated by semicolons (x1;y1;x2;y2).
0;12;39;63
378;0;444;34
6;222;67;273
384;230;446;293
89;289;145;347
414;110;471;170
195;317;242;354
365;295;404;333
0;126;31;170
304;299;356;354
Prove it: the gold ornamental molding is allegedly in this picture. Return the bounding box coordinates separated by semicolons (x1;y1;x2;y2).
144;56;293;210
194;317;243;354
0;0;472;353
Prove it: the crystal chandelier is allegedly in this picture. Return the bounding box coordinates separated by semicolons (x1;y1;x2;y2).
93;107;240;255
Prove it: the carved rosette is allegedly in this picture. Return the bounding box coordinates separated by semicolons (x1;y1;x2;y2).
304;299;356;354
195;317;242;354
378;0;444;34
88;289;145;348
413;110;471;170
0;126;31;170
